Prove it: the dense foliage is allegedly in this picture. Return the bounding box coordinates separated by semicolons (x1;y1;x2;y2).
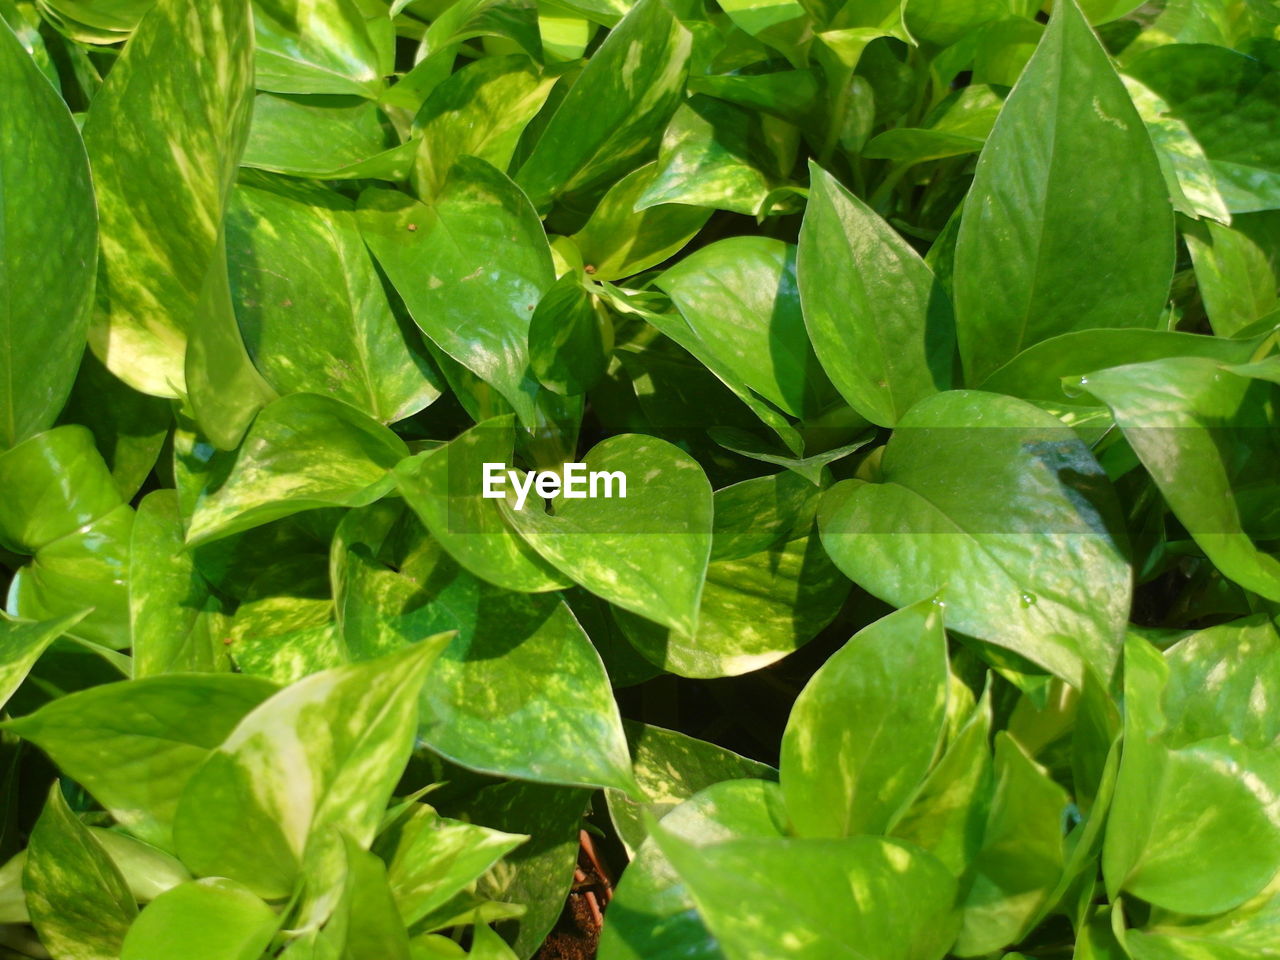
2;0;1280;956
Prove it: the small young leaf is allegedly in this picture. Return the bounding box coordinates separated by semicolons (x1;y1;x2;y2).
528;273;613;395
375;804;526;928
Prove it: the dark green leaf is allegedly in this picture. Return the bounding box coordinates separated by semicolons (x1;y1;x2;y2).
0;18;96;449
528;273;613;395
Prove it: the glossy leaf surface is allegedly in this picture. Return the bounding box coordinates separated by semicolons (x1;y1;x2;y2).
953;0;1174;381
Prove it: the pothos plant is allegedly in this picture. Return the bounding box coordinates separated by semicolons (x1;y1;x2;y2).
1;0;1279;955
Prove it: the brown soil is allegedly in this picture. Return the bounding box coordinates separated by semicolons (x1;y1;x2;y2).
534;830;614;960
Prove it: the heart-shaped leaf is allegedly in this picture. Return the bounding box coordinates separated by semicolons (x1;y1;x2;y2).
504;434;713;637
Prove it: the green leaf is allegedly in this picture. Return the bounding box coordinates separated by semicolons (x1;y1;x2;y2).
83;0;254;397
709;469;821;560
1103;635;1280;916
606;721;777;855
358;158;552;425
56;352;173;501
528;273;613;395
183;230;281;451
0;425;123;556
0;17;97;450
1121;73;1231;224
412;54;558;200
1184;215;1280;337
89;829;192;903
332;833;415;960
374;804;526;928
819;390;1131;686
904;0;1019;48
120;878;278;960
253;0;387;98
227;177;442;422
980;328;1266;402
453;780;590;957
503;434;713;637
172;640;448;899
130;490;225;678
0;611;88;711
24;785;137;960
1161;614;1280;749
601;285;806;454
6;503;135;649
353;543;637;792
393;417;570;593
469;922;519;959
1126;43;1280;213
650;825;959;960
0;426;134;648
953;733;1069;956
599;778;788;960
186;393;409;547
242;93;419;180
420;0;541;59
635;97;787;217
4;674;277;848
515;0;692;209
891;688;994;876
953;0;1174;382
798;163;954;426
780;599;948;838
657;236;834;421
1081;357;1280;602
571;163;711;281
614;532;848;677
1124;873;1280;960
